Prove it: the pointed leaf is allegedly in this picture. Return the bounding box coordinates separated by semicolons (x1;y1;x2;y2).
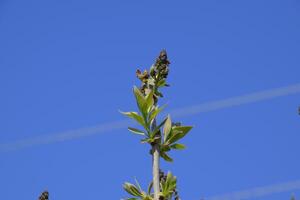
167;126;192;144
160;151;173;162
160;144;171;152
141;138;153;144
149;104;166;123
147;182;153;195
150;117;168;138
173;126;193;135
120;111;148;131
123;182;143;197
157;79;166;88
128;127;145;136
133;86;148;118
163;115;172;142
155;90;163;98
145;90;154;113
134;178;142;192
170;143;186;150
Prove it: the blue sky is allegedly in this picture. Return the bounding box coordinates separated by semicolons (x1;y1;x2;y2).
0;0;300;199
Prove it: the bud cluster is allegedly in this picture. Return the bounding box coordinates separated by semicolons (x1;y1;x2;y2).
136;50;170;103
38;191;49;200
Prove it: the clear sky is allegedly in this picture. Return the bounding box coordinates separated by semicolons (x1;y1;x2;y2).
0;1;300;200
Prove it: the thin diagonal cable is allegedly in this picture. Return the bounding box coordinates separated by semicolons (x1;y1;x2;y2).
205;179;300;200
1;83;300;152
0;119;132;152
171;83;300;118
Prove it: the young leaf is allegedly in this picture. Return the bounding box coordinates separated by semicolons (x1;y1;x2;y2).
160;172;177;198
163;115;172;142
128;127;145;136
157;79;166;88
166;172;177;191
123;182;143;197
133;86;148;119
155;90;163;98
167;126;192;145
149;105;166;123
147;182;153;195
145;90;154;113
120;111;148;131
170;143;186;150
134;178;142;192
150;117;168;138
141;138;153;144
160;151;173;162
160;144;171;152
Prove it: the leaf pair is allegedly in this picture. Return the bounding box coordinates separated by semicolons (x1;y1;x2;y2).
160;172;177;199
160;115;192;162
123;173;177;200
123;179;153;200
121;111;148;133
121;87;192;163
121;86;166;143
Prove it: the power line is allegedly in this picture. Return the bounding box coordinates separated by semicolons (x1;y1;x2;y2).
1;83;300;152
0;119;131;152
171;83;300;118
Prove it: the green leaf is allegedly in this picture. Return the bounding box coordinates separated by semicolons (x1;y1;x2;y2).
123;182;143;197
157;79;166;88
120;111;149;132
170;143;186;150
167;126;192;144
141;138;152;144
133;86;148;119
163;115;172;142
160;151;173;162
173;126;193;135
128;127;145;136
147;182;153;195
160;144;171;152
166;172;177;190
149;105;166;123
160;171;177;198
141;135;160;144
150;117;168;138
133;87;154;118
145;90;154;113
134;178;142;192
155;90;163;98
